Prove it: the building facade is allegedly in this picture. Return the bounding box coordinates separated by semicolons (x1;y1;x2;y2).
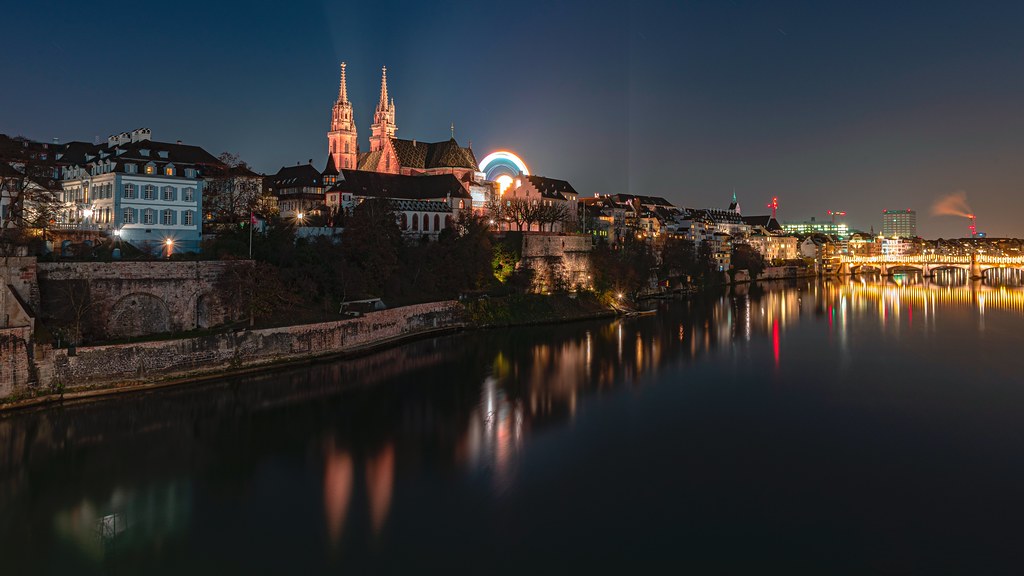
882;209;916;238
58;129;213;254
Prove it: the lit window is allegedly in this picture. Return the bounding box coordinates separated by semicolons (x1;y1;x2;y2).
145;165;155;175
165;167;174;176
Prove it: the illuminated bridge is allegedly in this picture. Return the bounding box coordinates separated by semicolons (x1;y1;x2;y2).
837;254;1024;279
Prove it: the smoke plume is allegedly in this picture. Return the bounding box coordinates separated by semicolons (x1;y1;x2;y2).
931;191;973;218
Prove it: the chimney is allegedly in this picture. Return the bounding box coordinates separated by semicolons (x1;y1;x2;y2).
412;139;416;147
176;140;182;145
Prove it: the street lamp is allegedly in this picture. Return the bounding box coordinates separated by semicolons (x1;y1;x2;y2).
297;212;305;226
165;238;174;259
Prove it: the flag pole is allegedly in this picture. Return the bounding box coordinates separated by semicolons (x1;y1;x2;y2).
249;212;253;259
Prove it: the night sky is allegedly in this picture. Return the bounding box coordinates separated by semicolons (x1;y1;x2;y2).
4;0;1024;238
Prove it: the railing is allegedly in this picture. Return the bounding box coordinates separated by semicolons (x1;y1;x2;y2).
841;255;1024;265
48;222;101;232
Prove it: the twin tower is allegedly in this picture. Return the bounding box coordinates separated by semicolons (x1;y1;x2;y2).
327;63;396;172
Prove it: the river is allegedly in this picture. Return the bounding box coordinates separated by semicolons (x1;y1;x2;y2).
2;277;1024;574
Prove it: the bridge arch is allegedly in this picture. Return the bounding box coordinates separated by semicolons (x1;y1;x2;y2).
108;292;171;339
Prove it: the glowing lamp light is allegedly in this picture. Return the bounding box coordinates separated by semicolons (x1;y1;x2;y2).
82;208;93;218
165;238;173;246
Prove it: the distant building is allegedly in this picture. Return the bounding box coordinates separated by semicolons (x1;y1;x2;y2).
882;209;916;238
329;169;472;238
782;217;849;239
744;234;798;262
265;163;327;222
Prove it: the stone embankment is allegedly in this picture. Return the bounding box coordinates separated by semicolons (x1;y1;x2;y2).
1;301;465;407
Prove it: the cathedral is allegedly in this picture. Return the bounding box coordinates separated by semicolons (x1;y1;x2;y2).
325;63;479;187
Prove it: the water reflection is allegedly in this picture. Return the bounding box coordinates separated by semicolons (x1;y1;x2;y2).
3;277;1024;572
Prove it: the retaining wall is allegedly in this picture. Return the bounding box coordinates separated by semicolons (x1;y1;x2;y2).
0;327;33;398
45;300;465;391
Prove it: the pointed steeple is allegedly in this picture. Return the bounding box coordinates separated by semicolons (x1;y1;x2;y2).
328;61;357;172
377;66;389;111
338;62;349;103
370;65;397;152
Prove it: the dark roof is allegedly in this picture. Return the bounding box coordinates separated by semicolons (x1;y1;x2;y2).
266;164;325;193
323;155;339;176
742;215;782;232
608;193;675;208
525;175;578;200
332;169;471;200
58;139;220;168
390;138;478;170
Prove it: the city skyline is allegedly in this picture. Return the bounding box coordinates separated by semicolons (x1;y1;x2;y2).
4;0;1024;238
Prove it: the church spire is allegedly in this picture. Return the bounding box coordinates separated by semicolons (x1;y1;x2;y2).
328;61;357;172
369;65;397;152
377;66;389;111
338;62;349;103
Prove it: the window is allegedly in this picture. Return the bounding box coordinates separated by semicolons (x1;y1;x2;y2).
412;214;419;231
123;208;134;224
123;183;136;199
145;165;155;175
125;163;137;174
423;214;430;232
400;213;408;229
162;186;175;201
434;214;440;230
183;210;193;226
144;185;155;200
162;209;174;225
183;188;194;202
143;209;155;224
165;166;174;176
184;168;196;178
459;199;465;209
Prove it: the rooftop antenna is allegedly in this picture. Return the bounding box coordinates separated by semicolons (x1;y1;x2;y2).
450;122;455;139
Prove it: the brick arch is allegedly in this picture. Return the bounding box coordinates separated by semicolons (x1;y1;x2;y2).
108;292;171;339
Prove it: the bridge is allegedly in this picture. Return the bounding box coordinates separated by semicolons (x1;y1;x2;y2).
837;253;1024;279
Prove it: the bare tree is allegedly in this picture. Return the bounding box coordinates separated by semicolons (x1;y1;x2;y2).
0;137;63;255
203;152;264;224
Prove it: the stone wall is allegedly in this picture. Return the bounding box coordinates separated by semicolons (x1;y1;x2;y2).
36;261;238;340
46;301;465;391
519;233;593;293
0;327;33;398
0;257;39;326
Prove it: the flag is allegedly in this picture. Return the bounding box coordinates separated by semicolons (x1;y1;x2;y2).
250;212;257;225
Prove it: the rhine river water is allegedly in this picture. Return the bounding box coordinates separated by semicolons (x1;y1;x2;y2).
2;276;1024;574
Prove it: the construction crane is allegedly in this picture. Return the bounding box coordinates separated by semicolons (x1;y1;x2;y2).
968;214;977;238
767;197;779;219
826;210;846;225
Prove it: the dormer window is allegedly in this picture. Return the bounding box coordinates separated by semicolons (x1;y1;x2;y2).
158;151;169;159
125;163;137;174
140;149;150;157
164;166;175;176
184;168;196;178
145;164;155;175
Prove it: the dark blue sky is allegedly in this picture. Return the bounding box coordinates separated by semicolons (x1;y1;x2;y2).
4;0;1024;237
